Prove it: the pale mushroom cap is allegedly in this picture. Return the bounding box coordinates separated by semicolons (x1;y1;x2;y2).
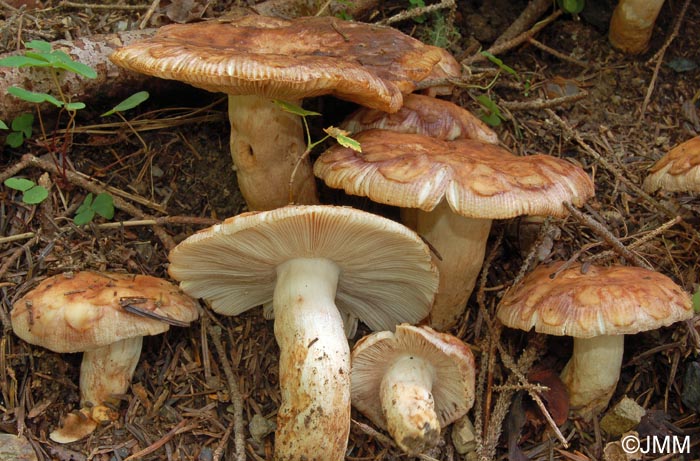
168;205;438;331
341;93;499;144
11;271;199;353
314;130;594;217
351;324;475;429
496;262;693;338
643;136;700;193
109;15;446;113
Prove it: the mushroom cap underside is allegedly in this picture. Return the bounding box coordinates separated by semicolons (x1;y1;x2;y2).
643;136;700;193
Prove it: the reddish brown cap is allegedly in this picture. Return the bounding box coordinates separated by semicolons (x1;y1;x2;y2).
351;324;475;430
314;129;594;218
11;271;199;352
496;262;693;338
643;136;700;193
341;93;498;144
110;15;446;113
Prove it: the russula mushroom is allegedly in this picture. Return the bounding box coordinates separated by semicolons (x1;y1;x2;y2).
496;262;693;417
351;324;475;455
110;15;450;211
167;205;438;461
609;0;665;54
341;93;499;144
643;136;700;193
314;130;594;329
10;271;199;442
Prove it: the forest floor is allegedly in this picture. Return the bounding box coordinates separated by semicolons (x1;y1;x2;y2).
0;0;699;460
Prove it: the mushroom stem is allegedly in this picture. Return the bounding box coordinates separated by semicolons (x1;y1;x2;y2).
609;0;665;54
228;95;319;210
272;257;350;461
560;334;624;417
380;354;439;455
80;336;143;407
402;201;492;330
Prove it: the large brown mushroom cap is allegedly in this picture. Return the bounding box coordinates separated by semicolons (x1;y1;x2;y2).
643;136;700;193
341;93;499;144
110;15;446;113
11;271;199;353
496;262;693;338
314;129;594;218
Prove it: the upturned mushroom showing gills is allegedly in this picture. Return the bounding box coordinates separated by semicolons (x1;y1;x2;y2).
496;262;693;417
643;136;700;193
167;205;438;461
314;130;594;330
110;15;451;211
10;271;199;443
351;324;475;455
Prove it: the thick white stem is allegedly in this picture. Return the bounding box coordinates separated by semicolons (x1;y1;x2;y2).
273;258;350;461
80;336;143;407
402;201;492;330
380;354;439;455
228;95;319;210
560;335;625;417
609;0;666;54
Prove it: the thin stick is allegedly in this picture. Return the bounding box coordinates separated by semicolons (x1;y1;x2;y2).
527;38;589;67
123;419;193;461
376;0;455;25
138;0;160;29
501;91;588;111
208;325;246;461
59;1;151;10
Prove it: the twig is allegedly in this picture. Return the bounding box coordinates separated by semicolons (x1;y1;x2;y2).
351;419;440;461
527;38;589;68
563;202;652;269
494;0;553;45
208;325;246;461
123;419;193;461
138;0;160;29
376;0;455;26
639;0;692;121
463;9;562;65
59;1;151;10
501;91;588;111
10;154;177;250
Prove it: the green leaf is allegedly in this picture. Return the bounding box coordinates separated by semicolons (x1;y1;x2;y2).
92;192;115;219
52;57;97;78
693;289;700;313
477;94;504;127
74;209;95;226
23;51;53;64
0;120;7;130
481;51;519;78
273;99;321;117
324;126;362;152
0;55;49;67
12;113;33;138
4;177;36;192
101;91;150;116
558;0;585;14
76;193;94;214
23;185;48;204
26;40;52;53
64;102;86;111
8;86;63;107
5;131;25;147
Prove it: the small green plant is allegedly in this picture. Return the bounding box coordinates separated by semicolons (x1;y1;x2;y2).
474;51;531;127
693;288;700;313
408;0;427;24
4;113;34;147
4;177;49;204
74;192;115;226
558;0;585;14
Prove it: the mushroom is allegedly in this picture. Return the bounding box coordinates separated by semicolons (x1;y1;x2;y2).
496;262;693;417
314;130;594;329
609;0;665;54
10;271;199;442
167;205;438;461
110;15;451;211
643;136;700;193
340;93;499;144
351;324;475;455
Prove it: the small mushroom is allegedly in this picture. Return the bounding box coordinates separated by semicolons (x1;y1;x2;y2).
314;130;594;329
609;0;666;54
110;15;450;211
351;324;475;455
168;205;438;461
10;271;199;442
643;136;700;193
496;262;693;417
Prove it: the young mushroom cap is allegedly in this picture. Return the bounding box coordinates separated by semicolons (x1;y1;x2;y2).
168;205;438;460
341;93;498;144
643;136;700;193
11;271;199;442
351;324;475;455
314;130;594;329
496;262;693;416
110;15;448;210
